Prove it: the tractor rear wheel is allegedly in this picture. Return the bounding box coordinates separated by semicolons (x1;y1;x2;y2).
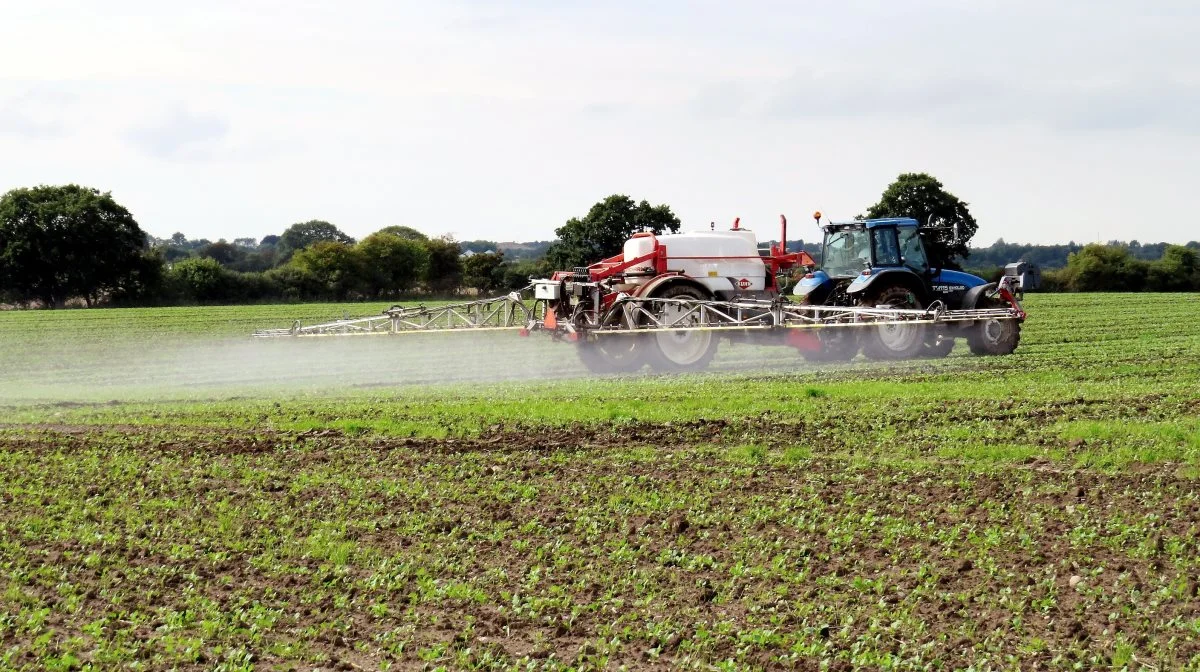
861;285;926;360
646;284;718;372
967;297;1021;355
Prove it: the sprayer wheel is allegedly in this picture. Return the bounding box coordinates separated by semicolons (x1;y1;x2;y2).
577;337;647;374
576;308;649;374
645;284;718;373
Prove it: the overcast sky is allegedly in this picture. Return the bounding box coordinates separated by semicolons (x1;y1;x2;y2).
2;0;1197;246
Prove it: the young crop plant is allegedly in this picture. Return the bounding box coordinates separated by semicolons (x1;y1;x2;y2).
0;294;1198;668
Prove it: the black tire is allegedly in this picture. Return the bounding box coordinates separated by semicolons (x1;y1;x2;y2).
801;328;859;362
922;335;955;358
576;310;648;373
861;285;926;361
967;298;1021;355
645;284;718;372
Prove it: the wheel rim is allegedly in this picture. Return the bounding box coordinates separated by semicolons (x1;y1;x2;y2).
876;310;921;352
654;302;713;366
982;319;1004;344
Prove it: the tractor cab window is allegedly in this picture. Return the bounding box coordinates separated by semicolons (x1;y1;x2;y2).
898;227;929;273
871;228;901;266
821;227;871;277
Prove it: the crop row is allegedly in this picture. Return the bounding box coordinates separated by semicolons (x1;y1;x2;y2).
1;429;1198;670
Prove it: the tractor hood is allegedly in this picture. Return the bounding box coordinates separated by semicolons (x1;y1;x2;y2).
930;269;987;290
793;270;831;297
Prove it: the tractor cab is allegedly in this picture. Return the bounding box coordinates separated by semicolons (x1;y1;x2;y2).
795;218;933;305
819;218;930;279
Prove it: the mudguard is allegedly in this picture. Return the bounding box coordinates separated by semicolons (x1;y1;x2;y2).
963;282;998;309
793;270;833;304
845;268;929;304
635;274;714;299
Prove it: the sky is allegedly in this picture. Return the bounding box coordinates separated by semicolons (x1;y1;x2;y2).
1;0;1197;246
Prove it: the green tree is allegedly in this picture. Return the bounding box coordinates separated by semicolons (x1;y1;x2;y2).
545;195;681;269
864;173;978;267
0;184;149;307
375;225;428;241
462;251;506;294
278;220;354;259
199;240;244;266
356;232;429;296
108;249;167;305
288;241;368;299
422;236;463;293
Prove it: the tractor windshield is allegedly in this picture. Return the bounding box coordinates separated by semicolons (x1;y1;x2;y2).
821;227;872;278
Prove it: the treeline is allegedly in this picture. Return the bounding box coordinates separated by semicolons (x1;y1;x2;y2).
152;230;553;305
1038;244;1200;292
959;242;1200;292
147;221;555;304
1;184;1197;309
0;185;554;308
967;238;1200;270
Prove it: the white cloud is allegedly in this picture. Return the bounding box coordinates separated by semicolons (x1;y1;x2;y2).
125;106;230;160
0;0;1196;246
0;88;76;137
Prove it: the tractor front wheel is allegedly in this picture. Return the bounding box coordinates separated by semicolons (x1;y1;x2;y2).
861;285;926;360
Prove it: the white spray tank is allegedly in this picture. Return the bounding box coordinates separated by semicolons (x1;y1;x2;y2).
621;219;767;294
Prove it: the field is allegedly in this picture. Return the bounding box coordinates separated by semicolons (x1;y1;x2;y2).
1;293;1199;670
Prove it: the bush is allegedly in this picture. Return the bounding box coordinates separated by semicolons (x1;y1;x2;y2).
1146;245;1199;292
501;259;552;291
287;242;368;300
264;265;318;301
166;257;232;302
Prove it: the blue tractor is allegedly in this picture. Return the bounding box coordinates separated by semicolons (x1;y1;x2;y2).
793;217;1021;360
